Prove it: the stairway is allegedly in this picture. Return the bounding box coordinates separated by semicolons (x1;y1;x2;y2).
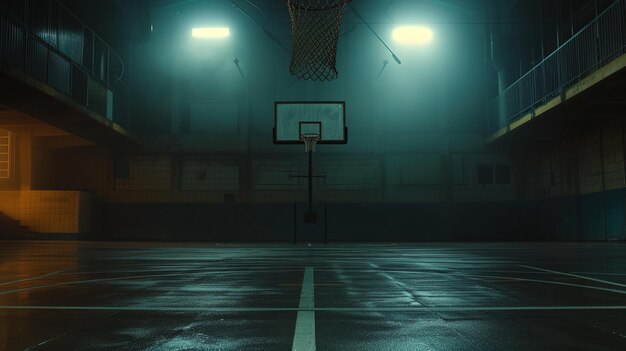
0;211;36;239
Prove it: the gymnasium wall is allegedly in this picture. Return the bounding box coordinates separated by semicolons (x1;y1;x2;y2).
49;149;514;204
25;3;518;240
88;116;626;241
514;119;626;242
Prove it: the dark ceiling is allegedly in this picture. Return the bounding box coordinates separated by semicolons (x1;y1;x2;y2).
59;0;498;44
149;0;492;23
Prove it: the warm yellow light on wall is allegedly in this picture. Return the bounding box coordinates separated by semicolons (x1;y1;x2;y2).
192;27;231;39
393;26;434;45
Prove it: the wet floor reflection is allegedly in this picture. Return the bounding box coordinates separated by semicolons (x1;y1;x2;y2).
0;242;625;350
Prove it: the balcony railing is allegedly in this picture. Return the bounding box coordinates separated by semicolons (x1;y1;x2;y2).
0;129;10;179
0;0;129;129
490;0;626;133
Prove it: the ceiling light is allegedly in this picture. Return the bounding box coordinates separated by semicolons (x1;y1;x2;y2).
393;26;434;45
192;27;230;39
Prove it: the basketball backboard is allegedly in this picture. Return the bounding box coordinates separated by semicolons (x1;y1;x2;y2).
273;102;348;144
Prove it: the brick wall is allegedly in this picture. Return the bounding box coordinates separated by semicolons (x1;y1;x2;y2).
523;120;626;200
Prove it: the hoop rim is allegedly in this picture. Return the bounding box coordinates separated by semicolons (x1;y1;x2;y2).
300;133;321;140
301;133;321;152
287;0;350;11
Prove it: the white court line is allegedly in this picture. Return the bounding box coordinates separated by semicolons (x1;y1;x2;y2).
0;271;219;296
520;265;626;288
572;272;626;276
0;305;625;313
0;269;70;287
0;267;445;296
292;267;315;351
61;268;304;276
467;273;626;295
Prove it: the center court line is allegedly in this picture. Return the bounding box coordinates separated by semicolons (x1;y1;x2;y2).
1;305;626;313
520;265;626;288
292;267;315;351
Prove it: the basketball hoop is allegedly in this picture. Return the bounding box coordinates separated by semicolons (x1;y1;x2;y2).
300;133;321;152
287;0;350;81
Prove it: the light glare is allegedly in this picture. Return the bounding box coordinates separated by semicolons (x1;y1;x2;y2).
393;26;434;45
192;27;230;39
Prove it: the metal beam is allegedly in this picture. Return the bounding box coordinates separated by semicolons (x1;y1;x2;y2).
152;0;203;12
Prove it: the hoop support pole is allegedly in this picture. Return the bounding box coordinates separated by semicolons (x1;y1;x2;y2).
308;149;314;214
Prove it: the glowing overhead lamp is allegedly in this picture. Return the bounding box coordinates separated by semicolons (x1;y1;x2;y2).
393;26;434;45
192;27;231;39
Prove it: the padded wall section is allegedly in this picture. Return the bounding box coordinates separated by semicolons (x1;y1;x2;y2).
101;189;626;242
103;203;294;241
326;203;447;241
530;189;626;242
326;202;540;242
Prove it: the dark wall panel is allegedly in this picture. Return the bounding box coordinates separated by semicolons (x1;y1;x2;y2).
101;190;626;242
604;190;625;241
103;203;294;242
327;204;447;242
102;202;536;242
451;202;536;241
532;189;626;242
580;192;606;241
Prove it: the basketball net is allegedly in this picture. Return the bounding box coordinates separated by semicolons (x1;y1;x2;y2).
301;134;320;152
287;0;350;81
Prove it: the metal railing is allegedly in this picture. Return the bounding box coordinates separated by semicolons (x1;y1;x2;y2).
490;0;626;132
0;0;129;128
0;129;10;179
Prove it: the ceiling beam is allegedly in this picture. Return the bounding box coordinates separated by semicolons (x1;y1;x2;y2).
152;0;203;12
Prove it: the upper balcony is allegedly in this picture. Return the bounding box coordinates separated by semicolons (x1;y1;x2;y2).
0;0;135;147
488;0;626;145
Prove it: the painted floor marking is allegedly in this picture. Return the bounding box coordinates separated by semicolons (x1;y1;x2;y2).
572;272;626;276
0;271;217;296
467;273;626;295
1;305;626;313
0;269;69;287
520;265;626;288
292;267;315;351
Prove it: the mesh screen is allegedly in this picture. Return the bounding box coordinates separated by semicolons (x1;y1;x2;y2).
288;0;350;81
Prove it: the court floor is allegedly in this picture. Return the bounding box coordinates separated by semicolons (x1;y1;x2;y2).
0;241;626;350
